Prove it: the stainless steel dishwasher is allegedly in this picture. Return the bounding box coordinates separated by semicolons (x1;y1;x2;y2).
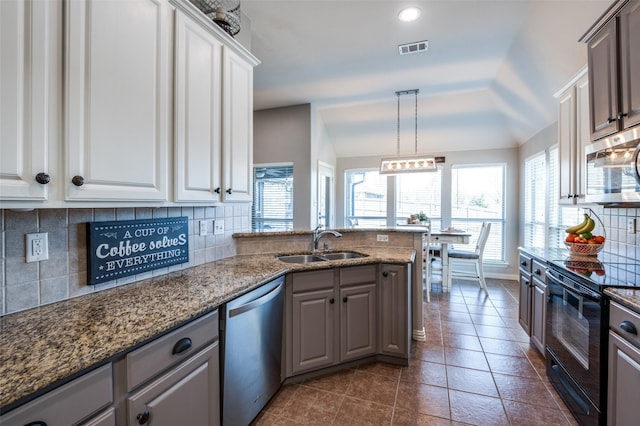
220;276;284;426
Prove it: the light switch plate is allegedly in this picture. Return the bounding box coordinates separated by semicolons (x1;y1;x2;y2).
628;218;637;234
26;232;49;262
199;220;207;236
214;220;225;235
377;234;389;242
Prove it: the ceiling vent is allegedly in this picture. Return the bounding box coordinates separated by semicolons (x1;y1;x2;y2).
398;40;429;55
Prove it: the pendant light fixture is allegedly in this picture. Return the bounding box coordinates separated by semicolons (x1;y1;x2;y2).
380;89;437;174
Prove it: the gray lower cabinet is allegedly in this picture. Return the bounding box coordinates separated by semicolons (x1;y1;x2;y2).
608;301;640;426
530;260;547;356
518;253;533;335
340;266;377;361
0;363;113;426
127;342;219;426
379;264;410;357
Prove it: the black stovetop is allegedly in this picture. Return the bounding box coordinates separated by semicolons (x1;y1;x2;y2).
549;252;640;289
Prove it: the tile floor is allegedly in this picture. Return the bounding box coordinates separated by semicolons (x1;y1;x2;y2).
253;278;578;426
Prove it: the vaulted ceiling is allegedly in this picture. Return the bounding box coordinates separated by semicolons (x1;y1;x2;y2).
242;0;611;157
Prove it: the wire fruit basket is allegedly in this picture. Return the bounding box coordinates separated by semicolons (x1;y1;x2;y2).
564;242;604;256
190;0;241;36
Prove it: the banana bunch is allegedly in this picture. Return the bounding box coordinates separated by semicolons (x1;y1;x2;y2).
565;214;595;234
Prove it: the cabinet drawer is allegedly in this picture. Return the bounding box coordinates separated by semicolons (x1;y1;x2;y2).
340;265;377;286
532;260;547;284
126;309;218;391
1;363;112;426
610;301;640;349
292;269;334;293
519;253;532;274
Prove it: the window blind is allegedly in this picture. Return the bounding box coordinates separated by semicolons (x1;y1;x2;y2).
395;171;442;225
252;165;294;232
345;170;387;228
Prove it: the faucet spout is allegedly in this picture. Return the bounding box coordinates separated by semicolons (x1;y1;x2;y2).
313;228;343;251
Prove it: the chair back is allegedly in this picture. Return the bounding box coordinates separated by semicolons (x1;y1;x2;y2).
475;222;491;258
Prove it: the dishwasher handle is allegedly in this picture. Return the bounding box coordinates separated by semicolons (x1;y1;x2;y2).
228;280;284;318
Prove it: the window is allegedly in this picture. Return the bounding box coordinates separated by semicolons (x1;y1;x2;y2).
524;152;547;248
451;164;506;262
345;170;387;228
252;165;293;232
395;171;442;230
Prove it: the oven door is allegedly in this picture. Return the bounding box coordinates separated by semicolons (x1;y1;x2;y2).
545;270;602;417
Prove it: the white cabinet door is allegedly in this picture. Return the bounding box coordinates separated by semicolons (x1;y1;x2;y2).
174;10;223;202
222;48;254;202
558;86;576;204
65;0;171;201
0;0;60;200
575;74;590;204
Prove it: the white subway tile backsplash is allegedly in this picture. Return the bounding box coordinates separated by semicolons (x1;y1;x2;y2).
1;205;244;315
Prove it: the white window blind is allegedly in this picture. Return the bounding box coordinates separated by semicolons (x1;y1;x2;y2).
524;151;547;248
451;164;506;262
395;171;442;229
345;170;387;228
252;165;293;232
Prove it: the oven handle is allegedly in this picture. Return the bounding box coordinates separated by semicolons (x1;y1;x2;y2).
545;270;601;302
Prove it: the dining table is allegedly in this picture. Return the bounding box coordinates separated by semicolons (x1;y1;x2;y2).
429;229;472;292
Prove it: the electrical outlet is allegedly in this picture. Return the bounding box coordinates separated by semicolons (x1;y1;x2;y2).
214;220;225;235
377;234;389;242
628;218;637;234
199;220;207;236
26;232;49;262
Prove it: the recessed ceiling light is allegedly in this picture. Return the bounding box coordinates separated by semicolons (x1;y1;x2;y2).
398;7;421;22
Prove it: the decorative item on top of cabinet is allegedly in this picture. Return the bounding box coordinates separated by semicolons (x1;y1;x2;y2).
583;0;640;140
65;0;172;201
0;0;61;201
556;68;590;204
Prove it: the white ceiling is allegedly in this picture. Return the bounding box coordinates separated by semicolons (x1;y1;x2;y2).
241;0;611;158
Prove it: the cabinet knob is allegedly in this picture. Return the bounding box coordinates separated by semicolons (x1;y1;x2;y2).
71;175;84;186
137;411;150;425
567;194;573;199
172;337;192;355
226;188;233;195
329;298;335;304
343;296;348;303
534;269;541;275
620;320;638;336
35;173;50;185
618;112;628;119
607;117;616;124
214;187;221;194
382;271;389;277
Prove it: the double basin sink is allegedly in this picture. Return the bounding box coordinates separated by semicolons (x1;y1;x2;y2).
277;251;368;264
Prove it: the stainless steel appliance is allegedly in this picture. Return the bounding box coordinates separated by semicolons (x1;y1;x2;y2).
220;276;285;426
585;125;640;204
546;256;640;425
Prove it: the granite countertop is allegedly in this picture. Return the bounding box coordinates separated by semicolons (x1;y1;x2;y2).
0;246;414;411
605;288;640;313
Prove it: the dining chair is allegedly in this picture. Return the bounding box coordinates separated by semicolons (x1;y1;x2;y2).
448;222;491;295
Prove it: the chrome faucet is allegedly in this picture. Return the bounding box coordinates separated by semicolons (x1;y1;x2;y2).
312;225;342;252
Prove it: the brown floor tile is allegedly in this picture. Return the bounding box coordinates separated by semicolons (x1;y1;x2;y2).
401;359;448;387
493;373;558;408
392;408;457;425
503;400;572;425
333;396;394;426
448;390;509;425
473;323;512;340
412;342;445;364
278;386;344;424
485;353;539;379
346;370;398;406
440;310;473;324
441;320;477;337
446;365;499;397
443;332;483;351
264;383;301;416
466;305;500;317
358;361;402;379
480;336;526;357
444;346;489;371
251;411;300;426
395;381;450;419
302;369;356;394
470;313;507;327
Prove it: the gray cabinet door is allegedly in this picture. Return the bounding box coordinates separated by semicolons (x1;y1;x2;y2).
620;0;640;130
531;279;546;355
518;274;532;335
588;18;619;140
608;331;640;426
127;342;220;426
340;283;377;361
291;287;336;374
380;265;410;357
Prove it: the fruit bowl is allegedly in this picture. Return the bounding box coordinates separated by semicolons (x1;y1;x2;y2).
564;242;604;256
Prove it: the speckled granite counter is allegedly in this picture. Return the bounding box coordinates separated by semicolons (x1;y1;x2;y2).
0;246;414;411
605;288;640;313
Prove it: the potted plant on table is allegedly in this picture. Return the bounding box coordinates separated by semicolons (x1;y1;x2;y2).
409;211;430;225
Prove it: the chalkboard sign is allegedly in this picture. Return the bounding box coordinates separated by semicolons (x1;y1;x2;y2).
87;217;189;285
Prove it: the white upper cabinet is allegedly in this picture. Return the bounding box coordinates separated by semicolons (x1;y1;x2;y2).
0;0;61;201
65;0;171;201
222;48;254;202
174;10;223;202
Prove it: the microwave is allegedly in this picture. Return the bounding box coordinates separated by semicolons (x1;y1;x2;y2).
585;126;640;204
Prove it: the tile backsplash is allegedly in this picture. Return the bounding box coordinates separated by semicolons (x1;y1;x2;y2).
595;206;640;261
0;205;251;315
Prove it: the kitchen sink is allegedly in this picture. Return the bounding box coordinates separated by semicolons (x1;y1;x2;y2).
321;252;368;260
276;252;368;263
277;254;327;264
